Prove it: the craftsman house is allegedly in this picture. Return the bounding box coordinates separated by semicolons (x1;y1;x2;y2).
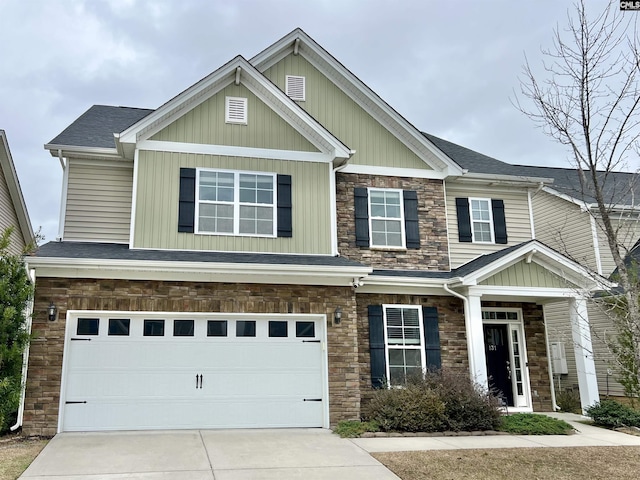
22;29;608;436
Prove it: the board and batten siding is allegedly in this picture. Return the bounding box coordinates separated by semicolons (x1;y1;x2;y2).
531;191;597;271
0;162;25;254
544;300;625;397
446;184;533;268
133;151;332;254
262;53;433;170
480;261;566;288
151;83;318;153
63;159;133;243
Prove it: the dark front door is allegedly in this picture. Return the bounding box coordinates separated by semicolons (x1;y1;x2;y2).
484;324;514;406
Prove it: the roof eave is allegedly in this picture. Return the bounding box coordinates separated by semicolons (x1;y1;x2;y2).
453;172;555;187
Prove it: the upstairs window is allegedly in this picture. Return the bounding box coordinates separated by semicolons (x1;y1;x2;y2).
369;189;405;248
225;96;247;124
470;198;493;243
455;197;507;244
285;75;305;101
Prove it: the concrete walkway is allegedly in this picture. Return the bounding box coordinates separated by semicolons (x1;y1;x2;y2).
351;412;640;452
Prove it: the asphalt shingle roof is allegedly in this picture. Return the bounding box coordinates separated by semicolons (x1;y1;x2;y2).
48;105;153;149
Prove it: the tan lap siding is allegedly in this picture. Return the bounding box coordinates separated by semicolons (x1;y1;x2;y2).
63;159;133;243
0;162;25;254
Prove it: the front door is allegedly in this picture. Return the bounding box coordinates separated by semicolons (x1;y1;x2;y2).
484;324;514;406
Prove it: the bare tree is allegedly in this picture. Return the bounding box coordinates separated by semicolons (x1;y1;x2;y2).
517;0;640;397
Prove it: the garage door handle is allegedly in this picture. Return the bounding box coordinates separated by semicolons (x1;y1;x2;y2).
302;340;320;343
196;374;203;389
65;401;87;404
303;398;322;402
70;338;92;341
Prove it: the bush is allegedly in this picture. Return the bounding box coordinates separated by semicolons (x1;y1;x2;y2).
498;413;574;435
585;399;640;428
333;420;379;438
556;389;582;414
363;370;502;432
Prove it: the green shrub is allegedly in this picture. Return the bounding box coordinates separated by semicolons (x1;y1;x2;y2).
555;389;582;414
333;420;379;438
498;413;574;435
363;370;502;432
585;399;640;428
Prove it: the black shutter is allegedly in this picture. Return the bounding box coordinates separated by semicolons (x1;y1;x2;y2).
403;190;420;249
455;197;472;242
277;175;292;237
354;187;370;247
422;306;441;371
368;305;386;389
178;168;196;233
492;199;507;244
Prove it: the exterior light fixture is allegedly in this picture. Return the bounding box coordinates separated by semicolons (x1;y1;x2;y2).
47;302;57;322
334;306;342;325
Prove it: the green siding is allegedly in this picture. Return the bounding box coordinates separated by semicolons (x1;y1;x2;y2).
263;54;433;170
151;83;318;152
480;261;568;288
133;150;332;254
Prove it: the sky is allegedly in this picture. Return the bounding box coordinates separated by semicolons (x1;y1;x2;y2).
0;0;624;243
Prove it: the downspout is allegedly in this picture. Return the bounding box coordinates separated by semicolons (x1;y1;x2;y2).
10;267;36;431
330;151;356;256
542;304;560;411
443;282;474;377
57;149;68;241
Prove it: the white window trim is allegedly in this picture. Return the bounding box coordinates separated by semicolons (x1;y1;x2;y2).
469;197;494;243
225;96;248;124
285;75;306;101
382;304;426;386
368;188;406;249
194;167;277;238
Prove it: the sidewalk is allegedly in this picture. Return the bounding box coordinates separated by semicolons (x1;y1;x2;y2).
350;412;640;453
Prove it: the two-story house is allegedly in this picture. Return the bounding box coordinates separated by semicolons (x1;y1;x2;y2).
21;29;607;436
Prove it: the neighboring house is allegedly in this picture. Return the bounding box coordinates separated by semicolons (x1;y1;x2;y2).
23;29;609;436
0;130;34;253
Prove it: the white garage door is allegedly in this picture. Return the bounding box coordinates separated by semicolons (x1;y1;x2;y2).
59;312;327;432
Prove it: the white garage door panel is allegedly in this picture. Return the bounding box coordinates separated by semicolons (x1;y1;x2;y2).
61;314;326;432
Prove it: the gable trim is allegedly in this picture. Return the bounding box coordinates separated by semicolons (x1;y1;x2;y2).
340;164;447;180
137;140;332;163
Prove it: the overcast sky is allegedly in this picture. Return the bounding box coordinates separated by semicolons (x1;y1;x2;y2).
0;0;622;243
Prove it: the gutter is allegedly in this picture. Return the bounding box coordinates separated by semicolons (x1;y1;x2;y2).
330;150;356;255
542;307;560;411
10;267;35;431
443;283;476;380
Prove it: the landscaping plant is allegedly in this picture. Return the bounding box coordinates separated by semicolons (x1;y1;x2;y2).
585;399;640;428
498;413;574;435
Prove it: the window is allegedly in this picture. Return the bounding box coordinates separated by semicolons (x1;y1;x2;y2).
207;320;228;337
269;321;288;337
296;321;315;338
384;306;425;386
108;319;130;336
196;169;276;236
369;189;404;247
225;96;247;124
77;318;99;335
144;319;165;337
470;198;493;243
173;320;194;337
285;75;305;101
236;320;256;337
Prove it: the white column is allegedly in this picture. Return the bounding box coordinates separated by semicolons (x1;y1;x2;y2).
569;296;600;412
466;294;488;388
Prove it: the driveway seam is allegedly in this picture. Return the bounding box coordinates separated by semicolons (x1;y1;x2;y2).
199;429;216;479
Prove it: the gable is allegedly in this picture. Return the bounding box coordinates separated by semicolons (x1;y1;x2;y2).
479;260;569;289
262;53;433;171
0;161;25;254
151;83;318;153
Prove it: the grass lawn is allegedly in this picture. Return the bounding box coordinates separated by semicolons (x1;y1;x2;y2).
0;435;48;480
374;446;640;480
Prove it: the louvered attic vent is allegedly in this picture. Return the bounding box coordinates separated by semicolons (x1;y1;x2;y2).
285;75;305;101
225;96;248;124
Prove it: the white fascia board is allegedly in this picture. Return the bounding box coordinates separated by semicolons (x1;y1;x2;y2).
340;164;448;180
453;172;555;187
251;30;462;176
45;144;120;158
542;186;590;210
467;285;584;299
29;256;372;286
137;140;333;163
543;186;640;213
361;274;451;292
0;131;35;244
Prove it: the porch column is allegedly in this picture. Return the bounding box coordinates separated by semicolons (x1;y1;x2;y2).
466;294;488;388
569;296;600;412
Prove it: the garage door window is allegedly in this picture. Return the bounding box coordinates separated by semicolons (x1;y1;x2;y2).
174;320;194;337
108;319;130;336
236;320;256;337
269;321;288;337
296;321;315;338
144;319;165;336
207;320;227;337
77;318;99;335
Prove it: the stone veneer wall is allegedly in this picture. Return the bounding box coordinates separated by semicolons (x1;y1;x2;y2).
356;294;467;408
24;278;359;436
482;301;553;411
336;173;450;270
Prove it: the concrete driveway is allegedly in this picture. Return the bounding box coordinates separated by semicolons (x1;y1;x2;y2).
20;428;400;480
